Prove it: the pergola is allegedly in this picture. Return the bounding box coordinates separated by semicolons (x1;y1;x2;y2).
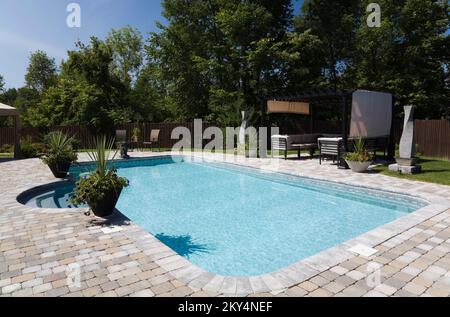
262;88;397;159
0;103;21;159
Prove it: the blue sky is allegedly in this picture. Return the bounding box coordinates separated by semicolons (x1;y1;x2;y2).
0;1;304;89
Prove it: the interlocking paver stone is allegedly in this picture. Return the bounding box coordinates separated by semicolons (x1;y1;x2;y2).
346;270;366;281
375;284;397;296
33;283;52;294
342;285;366;297
298;281;318;292
152;282;175;295
330;266;348;276
403;283;427;295
0;153;449;297
309;288;332;297
130;289;155;297
2;283;21;294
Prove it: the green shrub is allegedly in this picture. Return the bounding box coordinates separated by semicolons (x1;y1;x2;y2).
20;136;41;158
41;131;78;166
0;144;13;153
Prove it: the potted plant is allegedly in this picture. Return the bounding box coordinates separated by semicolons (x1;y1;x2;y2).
71;136;129;217
344;138;373;173
41;132;78;178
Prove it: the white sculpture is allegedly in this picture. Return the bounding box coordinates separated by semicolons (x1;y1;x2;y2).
238;111;247;147
399;105;416;162
389;105;421;174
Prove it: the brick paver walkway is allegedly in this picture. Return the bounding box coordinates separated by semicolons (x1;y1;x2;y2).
0;153;449;297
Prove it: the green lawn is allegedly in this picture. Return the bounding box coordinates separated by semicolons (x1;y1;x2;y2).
0;153;13;159
372;157;450;186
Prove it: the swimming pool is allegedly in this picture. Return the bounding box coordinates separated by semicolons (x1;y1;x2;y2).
18;182;80;209
20;157;427;276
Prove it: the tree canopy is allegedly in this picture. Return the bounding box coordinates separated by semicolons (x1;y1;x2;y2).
0;74;4;94
0;0;448;130
25;50;58;93
106;26;144;86
28;38;131;134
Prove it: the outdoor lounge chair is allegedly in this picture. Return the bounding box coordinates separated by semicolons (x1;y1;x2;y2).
318;137;343;165
318;136;390;165
115;130;130;159
143;129;161;152
271;133;322;160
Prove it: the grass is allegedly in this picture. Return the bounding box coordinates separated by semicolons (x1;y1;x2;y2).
0;153;13;159
372;156;450;186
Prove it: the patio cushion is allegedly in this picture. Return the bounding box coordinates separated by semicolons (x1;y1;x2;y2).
290;143;318;149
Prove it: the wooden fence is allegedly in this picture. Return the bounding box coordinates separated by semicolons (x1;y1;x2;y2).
1;120;449;160
414;120;450;160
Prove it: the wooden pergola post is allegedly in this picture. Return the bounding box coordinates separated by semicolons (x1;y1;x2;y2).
387;96;397;160
14;115;21;159
0;103;22;159
340;93;349;169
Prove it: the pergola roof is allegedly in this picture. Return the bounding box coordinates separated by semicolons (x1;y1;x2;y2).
266;88;355;104
0;103;19;116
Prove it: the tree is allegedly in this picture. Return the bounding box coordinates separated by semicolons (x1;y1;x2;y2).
0;88;16;105
350;0;449;118
0;75;9;126
131;64;170;122
0;85;40;127
147;0;294;124
9;0;450;128
212;0;293;124
30;38;131;133
293;0;361;89
11;87;41;126
291;0;449;119
0;74;4;94
25;51;58;93
106;26;144;86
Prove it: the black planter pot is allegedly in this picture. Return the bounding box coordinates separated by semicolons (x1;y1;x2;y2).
88;187;123;218
49;161;72;178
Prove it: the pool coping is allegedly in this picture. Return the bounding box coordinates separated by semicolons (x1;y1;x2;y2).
4;153;450;296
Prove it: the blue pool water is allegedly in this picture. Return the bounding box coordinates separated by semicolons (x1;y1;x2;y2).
22;157;427;276
19;182;80;209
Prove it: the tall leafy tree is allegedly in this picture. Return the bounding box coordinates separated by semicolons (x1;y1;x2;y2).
0;74;5;94
30;38;131;133
6;0;450;128
211;0;293;124
350;0;449;118
0;82;40;127
25;50;58;93
294;0;361;89
0;74;8;126
106;26;144;86
131;64;170;122
147;0;213;121
147;0;293;124
291;0;449;119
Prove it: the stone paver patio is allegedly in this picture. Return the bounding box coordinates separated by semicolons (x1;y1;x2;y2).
1;152;449;297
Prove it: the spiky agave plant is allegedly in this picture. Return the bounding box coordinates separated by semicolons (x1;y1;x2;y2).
42;131;77;166
71;135;128;216
344;137;373;163
87;135;118;175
